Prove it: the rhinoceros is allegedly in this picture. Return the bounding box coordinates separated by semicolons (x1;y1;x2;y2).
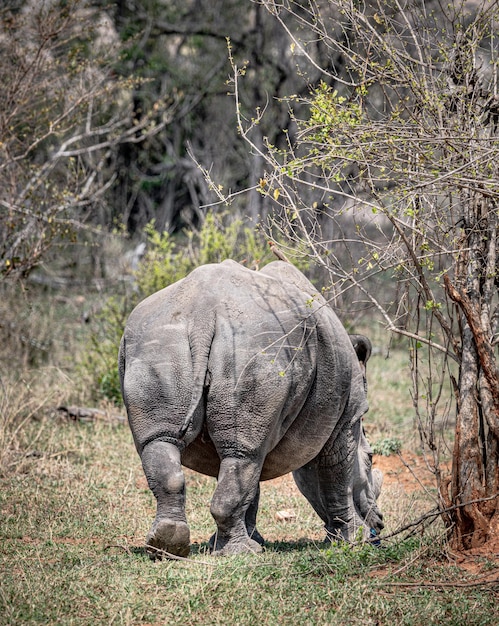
118;259;383;557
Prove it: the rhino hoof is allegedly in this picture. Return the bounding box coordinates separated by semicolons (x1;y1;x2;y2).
146;519;190;559
209;529;265;551
212;537;263;556
369;528;382;547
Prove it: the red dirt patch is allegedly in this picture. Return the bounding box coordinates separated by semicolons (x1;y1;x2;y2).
371;453;499;574
265;450;445;494
373;450;446;492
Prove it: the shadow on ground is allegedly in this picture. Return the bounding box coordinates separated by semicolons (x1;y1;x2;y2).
121;538;327;560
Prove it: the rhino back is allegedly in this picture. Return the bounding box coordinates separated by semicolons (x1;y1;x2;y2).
121;260;364;478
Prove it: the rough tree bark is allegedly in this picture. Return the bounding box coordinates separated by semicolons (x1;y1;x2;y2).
444;197;499;549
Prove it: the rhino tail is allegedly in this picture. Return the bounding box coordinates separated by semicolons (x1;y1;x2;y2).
118;335;125;379
177;314;215;440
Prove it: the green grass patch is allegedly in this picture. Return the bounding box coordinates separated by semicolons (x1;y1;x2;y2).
1;414;496;626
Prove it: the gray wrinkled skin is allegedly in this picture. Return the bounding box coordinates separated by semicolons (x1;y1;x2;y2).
119;260;383;558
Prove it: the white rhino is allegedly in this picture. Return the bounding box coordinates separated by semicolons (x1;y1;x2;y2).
119;260;383;557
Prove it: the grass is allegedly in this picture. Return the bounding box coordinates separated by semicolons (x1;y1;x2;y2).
366;346;415;441
1;404;497;625
0;284;490;625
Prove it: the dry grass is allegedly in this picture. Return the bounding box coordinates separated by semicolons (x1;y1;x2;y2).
0;369;75;476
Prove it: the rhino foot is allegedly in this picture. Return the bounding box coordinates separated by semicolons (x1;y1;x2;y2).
212;536;263;556
208;527;265;551
146;519;190;560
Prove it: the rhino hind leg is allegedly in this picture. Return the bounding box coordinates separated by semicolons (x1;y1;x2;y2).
210;457;264;556
208;485;264;550
140;440;191;559
244;484;265;546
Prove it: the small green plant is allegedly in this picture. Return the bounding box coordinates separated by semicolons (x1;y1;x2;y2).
79;295;130;405
132;221;193;298
133;213;292;299
308;81;363;143
372;437;402;456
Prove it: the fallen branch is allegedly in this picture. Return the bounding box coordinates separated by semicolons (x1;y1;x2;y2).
57;405;126;424
381;491;499;542
144;544;215;566
377;577;499;589
103;543;216;566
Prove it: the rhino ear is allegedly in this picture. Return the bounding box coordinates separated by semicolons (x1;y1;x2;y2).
349;334;372;368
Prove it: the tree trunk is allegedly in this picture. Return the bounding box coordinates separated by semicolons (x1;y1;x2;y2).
450;326;492;549
445;196;499;550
